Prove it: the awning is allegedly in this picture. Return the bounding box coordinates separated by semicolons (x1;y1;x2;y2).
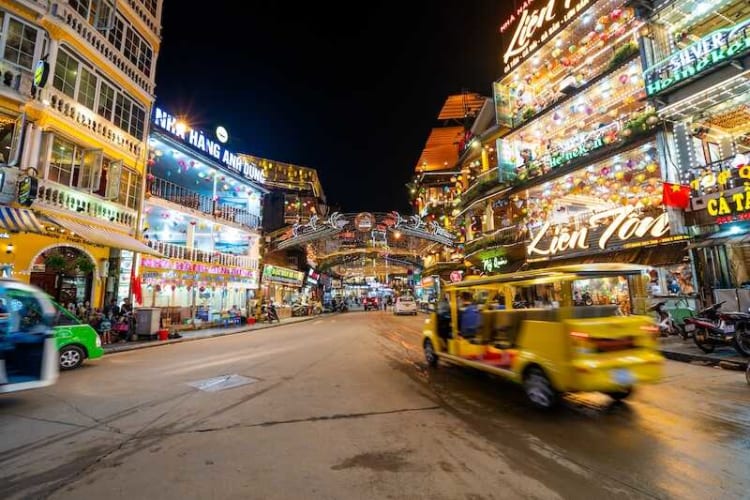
45;216;162;256
0;207;45;234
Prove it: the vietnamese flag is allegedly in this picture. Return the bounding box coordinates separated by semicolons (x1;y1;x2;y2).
662;182;691;209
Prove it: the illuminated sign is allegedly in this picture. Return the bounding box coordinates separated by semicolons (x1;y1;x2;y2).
500;0;593;74
216;126;229;144
354;212;374;232
152;107;264;183
645;19;750;96
141;257;258;278
527;206;671;258
262;264;305;286
706;190;750;224
17;176;38;206
33;60;50;89
482;256;508;273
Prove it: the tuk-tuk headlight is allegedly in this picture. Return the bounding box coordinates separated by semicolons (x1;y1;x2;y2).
95;335;102;348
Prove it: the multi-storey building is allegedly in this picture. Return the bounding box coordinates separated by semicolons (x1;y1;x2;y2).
643;0;750;305
456;0;695;302
138;106;266;320
0;0;163;309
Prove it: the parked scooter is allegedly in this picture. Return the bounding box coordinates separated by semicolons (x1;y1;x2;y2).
648;301;686;339
683;301;750;356
261;302;280;323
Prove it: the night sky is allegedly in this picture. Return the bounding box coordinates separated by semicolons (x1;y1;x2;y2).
156;2;511;213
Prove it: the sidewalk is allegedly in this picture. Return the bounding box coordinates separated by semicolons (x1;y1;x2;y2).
660;337;748;370
103;315;321;354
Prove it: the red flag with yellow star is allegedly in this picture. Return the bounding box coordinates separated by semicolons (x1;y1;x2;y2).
662;182;691;209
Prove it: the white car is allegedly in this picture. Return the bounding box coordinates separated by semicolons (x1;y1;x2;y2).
394;296;418;315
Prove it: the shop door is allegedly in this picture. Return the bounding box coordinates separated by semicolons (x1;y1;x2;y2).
30;273;57;300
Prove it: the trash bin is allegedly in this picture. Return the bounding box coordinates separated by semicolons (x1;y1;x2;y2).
157;328;169;341
135;308;161;338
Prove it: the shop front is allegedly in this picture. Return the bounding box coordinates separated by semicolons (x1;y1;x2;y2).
261;264;305;318
645;0;750;304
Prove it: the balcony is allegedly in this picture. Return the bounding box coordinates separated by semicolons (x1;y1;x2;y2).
48;2;155;94
0;62;34;102
35;179;138;229
42;88;144;158
146;240;259;270
464;226;526;258
149;176;261;231
121;0;161;36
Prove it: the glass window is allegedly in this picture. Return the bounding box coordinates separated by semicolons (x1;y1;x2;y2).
48;136;80;187
123;26;152;77
6;287;46;333
90;0;114;32
142;0;158;16
117;167;141;209
129;104;145;139
137;39;152;76
113;92;129;131
107;14;124;49
77;67;97;110
69;0;90;19
53;49;78;98
4;18;38;69
97;80;115;119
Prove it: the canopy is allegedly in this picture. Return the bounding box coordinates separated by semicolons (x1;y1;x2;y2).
44;215;162;256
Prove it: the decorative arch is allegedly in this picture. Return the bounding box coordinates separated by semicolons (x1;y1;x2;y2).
26;243;98;274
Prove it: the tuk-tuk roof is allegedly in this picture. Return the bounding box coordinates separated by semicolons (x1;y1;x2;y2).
446;263;652;290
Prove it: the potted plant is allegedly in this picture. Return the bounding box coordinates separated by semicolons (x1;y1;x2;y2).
43;252;66;272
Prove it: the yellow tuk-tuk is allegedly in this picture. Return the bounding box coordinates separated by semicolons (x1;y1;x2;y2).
422;264;664;409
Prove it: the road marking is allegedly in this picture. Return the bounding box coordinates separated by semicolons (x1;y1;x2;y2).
188;374;258;392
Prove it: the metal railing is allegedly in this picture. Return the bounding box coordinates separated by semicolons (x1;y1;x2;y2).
146;240;259;269
36;179;138;229
149;177;261;230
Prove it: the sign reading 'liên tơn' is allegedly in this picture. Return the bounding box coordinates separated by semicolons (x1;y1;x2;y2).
645;18;750;97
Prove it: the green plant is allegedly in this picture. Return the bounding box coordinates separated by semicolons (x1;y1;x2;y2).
75;256;95;274
44;252;66;272
608;42;639;71
623;109;659;137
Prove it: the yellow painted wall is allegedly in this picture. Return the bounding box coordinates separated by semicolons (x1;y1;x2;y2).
0;232;110;308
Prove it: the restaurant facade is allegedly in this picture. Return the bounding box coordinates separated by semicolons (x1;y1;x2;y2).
453;0;697;306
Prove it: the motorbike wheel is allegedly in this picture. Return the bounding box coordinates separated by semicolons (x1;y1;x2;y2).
732;326;750;357
677;324;690;340
693;329;715;353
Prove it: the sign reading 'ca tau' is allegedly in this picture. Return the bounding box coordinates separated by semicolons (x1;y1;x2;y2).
153;107;264;184
527;206;670;258
645;18;750;96
500;0;592;75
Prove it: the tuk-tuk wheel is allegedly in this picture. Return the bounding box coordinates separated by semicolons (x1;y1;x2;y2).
523;366;558;410
424;339;438;368
606;389;633;401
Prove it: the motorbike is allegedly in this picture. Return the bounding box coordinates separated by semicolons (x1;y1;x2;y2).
291;302;308;317
648;301;686;339
261;302;280;323
683;301;750;356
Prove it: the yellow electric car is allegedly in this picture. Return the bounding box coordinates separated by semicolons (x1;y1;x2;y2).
422;264;664;409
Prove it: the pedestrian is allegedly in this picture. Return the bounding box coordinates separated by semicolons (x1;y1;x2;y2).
121;297;133;314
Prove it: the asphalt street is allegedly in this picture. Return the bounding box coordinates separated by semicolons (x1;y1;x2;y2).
1;312;748;499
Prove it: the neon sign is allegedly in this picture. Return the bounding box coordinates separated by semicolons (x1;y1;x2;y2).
706;190;750;224
152;107;265;183
645;19;750;96
500;0;592;74
482;256;508;273
527;206;670;258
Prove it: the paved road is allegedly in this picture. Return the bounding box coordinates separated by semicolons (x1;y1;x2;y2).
1;312;748;499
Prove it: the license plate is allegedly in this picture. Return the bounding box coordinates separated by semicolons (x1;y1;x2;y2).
724;324;735;333
684;323;695;332
611;369;635;386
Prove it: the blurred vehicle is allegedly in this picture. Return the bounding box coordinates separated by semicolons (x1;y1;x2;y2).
51;302;104;370
422;264;664;409
363;297;378;311
394;295;417;315
0;280;59;393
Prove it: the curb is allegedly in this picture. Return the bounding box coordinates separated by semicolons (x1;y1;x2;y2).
103;315;322;355
660;349;748;370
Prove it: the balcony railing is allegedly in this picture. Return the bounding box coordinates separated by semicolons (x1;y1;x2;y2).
146;240;259;270
44;88;144;158
49;1;155;94
149;177;261;230
36;179;138;229
464;226;526;258
122;0;161;36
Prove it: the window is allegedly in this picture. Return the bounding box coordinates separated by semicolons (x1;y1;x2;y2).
3;18;39;69
123;27;152;77
77;67;97;110
107;14;124;50
53;47;147;138
53;49;78;98
142;0;158;16
47;136;79;187
97;80;115;119
117;167;141;209
70;0;114;32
